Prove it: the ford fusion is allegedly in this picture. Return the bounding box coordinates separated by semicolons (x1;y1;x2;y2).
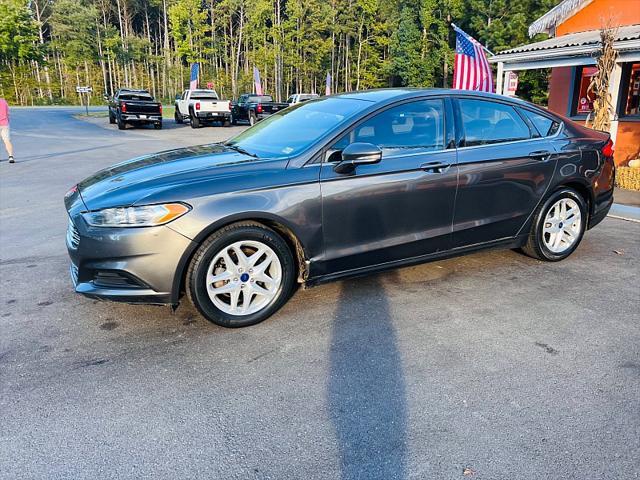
65;89;615;327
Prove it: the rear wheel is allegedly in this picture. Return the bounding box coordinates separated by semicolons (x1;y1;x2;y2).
117;113;126;130
231;115;237;126
190;111;200;128
186;222;296;328
521;188;587;261
249;112;257;126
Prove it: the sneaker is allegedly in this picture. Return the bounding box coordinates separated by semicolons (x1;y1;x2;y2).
8;156;14;163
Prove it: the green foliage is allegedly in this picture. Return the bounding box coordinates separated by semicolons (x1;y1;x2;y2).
0;0;562;105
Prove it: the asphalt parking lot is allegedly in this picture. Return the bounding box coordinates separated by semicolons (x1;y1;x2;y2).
1;107;639;479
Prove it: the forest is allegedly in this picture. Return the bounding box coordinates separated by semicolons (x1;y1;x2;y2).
0;0;560;105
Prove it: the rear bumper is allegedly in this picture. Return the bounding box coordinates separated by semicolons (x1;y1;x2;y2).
121;114;162;122
195;112;231;120
589;193;613;230
66;218;195;305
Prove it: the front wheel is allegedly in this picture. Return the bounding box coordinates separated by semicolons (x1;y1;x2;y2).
186;222;296;328
174;109;183;124
108;109;115;124
521;188;587;261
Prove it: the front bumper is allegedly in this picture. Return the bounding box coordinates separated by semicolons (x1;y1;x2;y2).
121;114;162;123
66;217;195;305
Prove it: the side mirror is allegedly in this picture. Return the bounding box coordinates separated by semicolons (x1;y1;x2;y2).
334;142;382;174
175;94;182;101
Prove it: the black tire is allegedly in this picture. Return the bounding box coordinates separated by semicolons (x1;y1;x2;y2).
186;222;296;328
154;121;163;130
231;115;237;126
521;187;588;262
174;108;183;124
249;112;257;126
190;110;200;128
117;113;126;130
108;109;115;124
223;119;231;127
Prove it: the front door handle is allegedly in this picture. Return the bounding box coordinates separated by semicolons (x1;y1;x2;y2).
529;150;552;160
420;161;450;173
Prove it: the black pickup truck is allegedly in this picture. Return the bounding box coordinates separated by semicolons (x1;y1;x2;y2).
231;94;289;126
107;89;163;130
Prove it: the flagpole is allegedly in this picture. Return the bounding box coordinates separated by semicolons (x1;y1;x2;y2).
451;23;495;57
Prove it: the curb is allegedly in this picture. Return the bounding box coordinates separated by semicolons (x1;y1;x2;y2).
608;204;640;223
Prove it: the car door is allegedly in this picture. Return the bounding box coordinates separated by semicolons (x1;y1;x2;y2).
318;97;458;275
178;91;189;114
452;97;558;247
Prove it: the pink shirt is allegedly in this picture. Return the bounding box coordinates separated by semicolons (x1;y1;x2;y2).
0;99;9;127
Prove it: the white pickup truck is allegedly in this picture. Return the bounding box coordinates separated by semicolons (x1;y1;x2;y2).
174;89;232;128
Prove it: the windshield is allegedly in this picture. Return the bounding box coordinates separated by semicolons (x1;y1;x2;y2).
225;97;371;158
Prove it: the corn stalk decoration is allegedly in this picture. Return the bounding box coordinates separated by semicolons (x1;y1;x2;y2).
587;27;618;132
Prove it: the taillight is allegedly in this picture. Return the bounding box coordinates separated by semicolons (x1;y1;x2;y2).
602;138;614;158
159;104;163;114
256;104;262;113
121;103;127;113
228;101;232;111
195;102;201;111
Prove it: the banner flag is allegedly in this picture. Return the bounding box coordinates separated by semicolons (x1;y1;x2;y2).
253;67;263;95
189;63;199;91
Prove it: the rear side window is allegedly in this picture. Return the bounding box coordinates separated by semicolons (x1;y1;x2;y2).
333;99;445;153
459;98;531;146
520;108;560;137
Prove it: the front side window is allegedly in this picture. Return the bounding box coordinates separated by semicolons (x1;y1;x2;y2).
459;98;531;146
520;108;560;137
332;99;445;155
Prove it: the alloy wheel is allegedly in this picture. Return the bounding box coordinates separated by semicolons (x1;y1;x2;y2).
542;198;582;254
205;240;282;316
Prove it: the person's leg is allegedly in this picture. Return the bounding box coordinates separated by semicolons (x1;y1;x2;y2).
0;127;14;162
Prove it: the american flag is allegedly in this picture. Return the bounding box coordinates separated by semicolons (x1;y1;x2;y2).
253;67;263;95
189;63;199;91
453;25;493;92
325;72;331;96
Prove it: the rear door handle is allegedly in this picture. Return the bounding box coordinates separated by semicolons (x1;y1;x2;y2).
529;150;552;160
420;161;451;173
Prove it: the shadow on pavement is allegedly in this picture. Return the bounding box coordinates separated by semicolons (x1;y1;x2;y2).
328;273;407;480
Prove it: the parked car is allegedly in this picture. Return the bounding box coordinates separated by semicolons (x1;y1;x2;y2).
286;93;319;106
107;89;162;130
66;88;615;328
174;89;232;128
231;94;289;125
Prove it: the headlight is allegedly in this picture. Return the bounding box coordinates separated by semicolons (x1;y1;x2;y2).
82;203;190;227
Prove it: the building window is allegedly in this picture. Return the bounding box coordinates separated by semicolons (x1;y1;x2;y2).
571;66;598;117
618;62;640;118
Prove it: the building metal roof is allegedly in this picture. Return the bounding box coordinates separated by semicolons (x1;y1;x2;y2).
489;24;640;63
528;0;593;37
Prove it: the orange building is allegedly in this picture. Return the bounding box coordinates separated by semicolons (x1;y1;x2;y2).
490;0;640;166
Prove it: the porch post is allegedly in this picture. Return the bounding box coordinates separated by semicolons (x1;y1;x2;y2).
608;62;623;145
496;62;504;95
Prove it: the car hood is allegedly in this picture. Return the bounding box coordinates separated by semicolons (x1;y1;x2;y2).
76;144;285;211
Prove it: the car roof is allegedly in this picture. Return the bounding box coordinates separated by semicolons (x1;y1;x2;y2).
334;88;538;107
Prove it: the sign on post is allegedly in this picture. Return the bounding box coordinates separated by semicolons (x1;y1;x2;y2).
76;86;93;115
505;72;519;96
